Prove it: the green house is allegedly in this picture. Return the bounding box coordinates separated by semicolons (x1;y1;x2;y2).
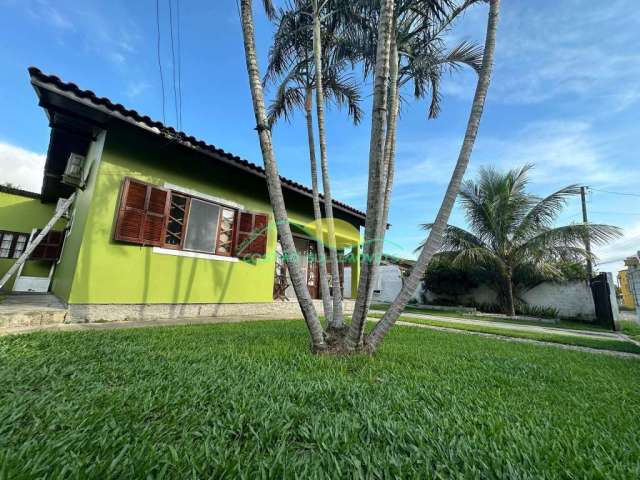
0;68;364;322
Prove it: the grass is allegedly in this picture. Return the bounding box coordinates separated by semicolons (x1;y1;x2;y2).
1;321;639;478
370;303;610;332
621;320;640;342
369;314;640;354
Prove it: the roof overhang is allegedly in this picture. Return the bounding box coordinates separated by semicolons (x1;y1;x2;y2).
29;67;366;224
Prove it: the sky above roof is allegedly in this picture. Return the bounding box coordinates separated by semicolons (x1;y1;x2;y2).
0;0;639;276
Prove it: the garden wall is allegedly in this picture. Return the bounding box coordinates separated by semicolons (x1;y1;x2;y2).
423;280;597;320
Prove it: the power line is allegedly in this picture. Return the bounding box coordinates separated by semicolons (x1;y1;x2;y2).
176;0;183;129
156;0;166;123
589;187;640;198
589;210;640;216
168;0;179;129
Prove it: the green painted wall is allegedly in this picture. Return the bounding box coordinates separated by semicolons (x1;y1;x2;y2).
0;190;65;292
65;127;281;304
58;124;362;305
51;131;106;302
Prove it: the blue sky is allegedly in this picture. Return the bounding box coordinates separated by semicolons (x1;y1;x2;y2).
1;0;639;276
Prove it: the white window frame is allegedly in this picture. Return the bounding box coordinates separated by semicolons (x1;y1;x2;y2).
153;183;245;262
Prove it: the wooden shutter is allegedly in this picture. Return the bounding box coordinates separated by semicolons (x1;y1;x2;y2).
30;230;65;261
114;178;170;246
233;211;269;258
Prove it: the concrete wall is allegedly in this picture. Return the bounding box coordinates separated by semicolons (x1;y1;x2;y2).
363;265;422;304
425;278;597;320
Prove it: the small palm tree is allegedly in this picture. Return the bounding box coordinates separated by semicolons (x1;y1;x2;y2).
420;165;622;316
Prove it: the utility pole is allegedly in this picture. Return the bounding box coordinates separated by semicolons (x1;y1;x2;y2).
580;186;593;278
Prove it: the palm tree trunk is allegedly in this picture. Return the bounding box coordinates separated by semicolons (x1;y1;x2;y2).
505;268;516;317
349;35;400;344
240;0;326;351
348;0;396;346
312;1;345;329
367;0;500;351
381;38;400;231
305;87;333;325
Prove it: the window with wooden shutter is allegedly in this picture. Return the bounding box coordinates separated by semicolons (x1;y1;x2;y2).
114;178;170;246
215;208;236;256
233;211;269;258
164;193;189;249
30;230;65;261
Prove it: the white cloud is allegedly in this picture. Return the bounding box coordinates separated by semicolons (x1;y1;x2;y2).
17;1;141;67
28;0;74;31
443;0;640;113
0;142;45;193
126;81;151;99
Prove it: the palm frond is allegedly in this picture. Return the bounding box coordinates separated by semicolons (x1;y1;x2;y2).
450;247;501;270
516;223;623;258
324;72;363;124
417;223;485;253
267;72;305;126
514;184;582;241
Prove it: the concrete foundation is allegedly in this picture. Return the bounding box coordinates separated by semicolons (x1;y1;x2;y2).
67;299;355;323
0;294;67;328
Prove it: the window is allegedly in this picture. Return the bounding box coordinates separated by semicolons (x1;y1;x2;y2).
0;232;14;258
184;198;220;254
30;230;65;261
114;178;269;259
0;231;29;259
165;192;189;248
13;234;28;258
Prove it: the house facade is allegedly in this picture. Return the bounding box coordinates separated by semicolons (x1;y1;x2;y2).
0;68;364;321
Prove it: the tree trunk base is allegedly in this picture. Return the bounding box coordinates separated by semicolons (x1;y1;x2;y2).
313;326;375;355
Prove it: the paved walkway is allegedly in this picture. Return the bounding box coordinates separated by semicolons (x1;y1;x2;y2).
0;315;285;336
366;317;640;360
369;309;625;340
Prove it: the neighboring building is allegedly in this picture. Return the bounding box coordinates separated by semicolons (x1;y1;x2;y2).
622;253;640;321
0;185;67;292
618;270;635;309
343;254;421;304
0;67;364;321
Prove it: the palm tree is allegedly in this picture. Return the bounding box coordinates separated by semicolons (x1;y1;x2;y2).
367;0;501;350
265;1;362;330
349;0;485;345
418;165;621;316
239;0;327;351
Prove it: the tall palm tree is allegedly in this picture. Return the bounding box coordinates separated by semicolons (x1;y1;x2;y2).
239;0;327;351
367;0;501;350
265;1;362;330
349;0;484;345
419;166;621;316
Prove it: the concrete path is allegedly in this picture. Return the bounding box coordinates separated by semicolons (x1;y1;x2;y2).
369;309;623;340
0;293;67;328
0;314;286;337
366;317;640;360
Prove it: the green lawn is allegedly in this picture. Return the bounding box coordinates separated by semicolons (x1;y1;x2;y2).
1;321;639;478
621;320;640;342
370;313;640;354
371;303;609;332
